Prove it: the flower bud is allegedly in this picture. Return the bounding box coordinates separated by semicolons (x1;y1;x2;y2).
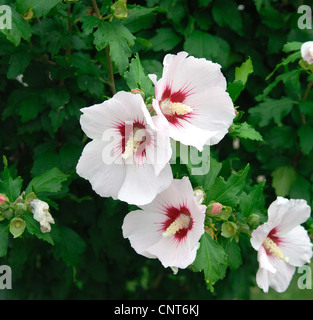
9;217;26;238
131;88;145;100
209;202;223;214
247;213;260;227
111;0;128;19
301;41;313;65
221;221;238;238
0;194;8;204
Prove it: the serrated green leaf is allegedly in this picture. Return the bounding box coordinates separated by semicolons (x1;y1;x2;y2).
51;225;86;267
212;0;243;35
25;167;69;196
93;22;135;74
283;41;302;53
298;125;313;155
206;164;250;207
80;16;100;35
0;176;23;203
230;122;263;141
221;237;242;270
16;0;61;17
1;8;32;46
192;233;227;292
24;212;54;245
7;50;31;79
248;98;293;127
271;166;296;197
239;181;265;217
124;53;153;95
150;28;181;52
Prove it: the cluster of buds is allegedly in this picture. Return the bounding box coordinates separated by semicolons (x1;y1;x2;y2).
0;192;54;239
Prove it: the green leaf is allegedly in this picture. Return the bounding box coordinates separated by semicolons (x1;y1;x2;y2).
283;42;302;53
123;5;157;33
0;223;9;257
25;167;69;196
7;50;31;79
184;30;230;68
230;122;263;141
93;21;135;74
124;53;153;95
192;156;222;193
212;0;243;35
299;101;313;116
234;56;253;86
206;164;250;207
150;28;181;52
80;16;100;35
0;8;32;46
271;166;296;197
16;0;61;17
227;57;253;102
192;233;227;292
24;212;54;245
298;125;313;155
248;98;294;127
51;225;86;267
221;237;242;270
239;181;265;217
0;176;23;203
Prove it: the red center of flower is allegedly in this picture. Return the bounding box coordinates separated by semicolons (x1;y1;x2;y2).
161;205;193;241
160;85;193;126
116;120;150;161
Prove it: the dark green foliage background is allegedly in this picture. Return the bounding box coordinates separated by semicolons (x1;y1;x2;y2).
0;0;313;299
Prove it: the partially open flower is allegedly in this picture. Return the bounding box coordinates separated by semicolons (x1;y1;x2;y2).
0;194;8;204
30;199;55;233
250;197;313;293
122;177;206;270
149;51;235;151
76;91;173;206
301;41;313;65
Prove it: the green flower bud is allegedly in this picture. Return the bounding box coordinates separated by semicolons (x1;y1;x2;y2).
247;213;260;227
3;208;13;220
221;221;238;238
111;0;128;19
9;217;26;238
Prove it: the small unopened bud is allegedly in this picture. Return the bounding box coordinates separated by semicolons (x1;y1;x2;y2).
9;217;26;238
221;221;238;238
0;194;8;204
210;202;223;214
247;213;260;227
131;88;145;100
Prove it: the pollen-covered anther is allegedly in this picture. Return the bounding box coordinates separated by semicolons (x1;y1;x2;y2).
263;237;289;262
161;100;193;116
162;214;191;238
122;131;142;160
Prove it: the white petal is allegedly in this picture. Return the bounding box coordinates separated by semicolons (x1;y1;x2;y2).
279;226;313;266
122;209;164;259
156;52;226;101
267;255;295;293
76;140;126;199
268;197;311;235
184;86;235;145
118;163;173;206
250;222;272;251
145;124;172;176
